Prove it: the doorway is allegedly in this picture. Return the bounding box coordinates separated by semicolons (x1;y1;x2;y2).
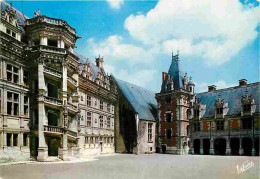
203;139;210;155
230;138;239;155
194;139;200;154
214;138;226;155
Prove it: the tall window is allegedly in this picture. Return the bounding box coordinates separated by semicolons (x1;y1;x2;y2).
100;101;103;110
166;113;171;122
7;64;19;84
107;104;111;112
7;92;19;116
243;104;251;113
24;96;29;117
194;109;199;117
166;129;171;139
23;71;28;87
148;123;153;142
47;83;58;98
216;107;223;114
216;121;224;130
87;96;91;107
87;112;91;127
99;115;103;128
194;122;200;131
107;117;111;128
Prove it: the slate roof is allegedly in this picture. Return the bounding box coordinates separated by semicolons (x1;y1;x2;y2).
196;82;260;118
112;76;157;121
75;52;105;80
1;1;28;33
168;54;185;89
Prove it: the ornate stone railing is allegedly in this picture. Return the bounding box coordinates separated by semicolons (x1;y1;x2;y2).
67;129;77;138
44;96;62;106
192;129;258;137
43;66;62;78
67;76;77;86
30;45;66;55
26;16;76;35
67;102;78;112
44;125;63;133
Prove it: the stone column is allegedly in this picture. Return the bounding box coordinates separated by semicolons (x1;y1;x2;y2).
210;138;214;155
59;62;69;160
226;138;231;155
37;61;48;161
200;138;203;155
189;138;194;154
2;60;6;80
20;132;23;148
239;138;243;156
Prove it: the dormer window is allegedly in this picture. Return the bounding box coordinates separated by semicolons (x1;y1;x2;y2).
243;104;251;112
216;107;223;114
241;91;255;116
194;122;200;131
166;97;171;104
6;28;11;35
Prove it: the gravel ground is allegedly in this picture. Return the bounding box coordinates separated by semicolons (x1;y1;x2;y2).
0;154;259;179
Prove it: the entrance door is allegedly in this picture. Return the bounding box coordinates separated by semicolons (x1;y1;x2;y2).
47;138;60;156
255;138;259;156
214;138;226;155
203;139;210;155
100;142;103;153
230;138;239;155
243;138;252;156
194;139;200;154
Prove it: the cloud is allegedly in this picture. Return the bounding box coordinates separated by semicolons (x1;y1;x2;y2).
194;80;237;93
125;0;259;65
106;0;124;9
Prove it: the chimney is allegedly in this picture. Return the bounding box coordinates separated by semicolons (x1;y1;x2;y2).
208;85;217;92
162;72;167;82
95;56;104;68
239;79;247;86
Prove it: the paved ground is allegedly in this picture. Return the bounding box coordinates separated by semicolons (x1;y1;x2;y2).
0;154;259;179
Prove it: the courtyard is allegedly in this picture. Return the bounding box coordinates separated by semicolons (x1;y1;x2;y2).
0;154;259;179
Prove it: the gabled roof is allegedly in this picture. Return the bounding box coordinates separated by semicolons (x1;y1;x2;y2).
1;1;28;33
112;76;157;121
168;54;185;89
196;82;260;118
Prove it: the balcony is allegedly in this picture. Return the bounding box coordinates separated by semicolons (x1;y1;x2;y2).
44;96;62;107
44;66;62;79
67;129;77;139
67;76;77;88
67;102;78;113
44;125;63;135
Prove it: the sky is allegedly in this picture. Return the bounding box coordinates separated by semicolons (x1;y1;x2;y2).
10;0;260;93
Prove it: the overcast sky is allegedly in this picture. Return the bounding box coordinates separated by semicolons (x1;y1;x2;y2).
11;0;259;93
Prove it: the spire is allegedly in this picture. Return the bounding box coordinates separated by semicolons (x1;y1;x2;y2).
168;52;184;89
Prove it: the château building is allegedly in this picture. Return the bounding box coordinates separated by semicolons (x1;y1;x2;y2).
156;53;260;156
0;1;117;161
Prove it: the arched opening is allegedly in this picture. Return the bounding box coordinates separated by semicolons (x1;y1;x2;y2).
230;138;240;155
161;145;166;154
203;139;210;155
194;139;200;154
214;138;226;155
254;138;259;156
243;138;252;156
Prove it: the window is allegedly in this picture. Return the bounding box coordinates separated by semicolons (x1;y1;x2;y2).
12;32;16;38
216;121;224;130
23;71;28;87
148;123;153;142
100;101;103;110
216;107;223;114
99;115;103;128
24;96;29;117
194;122;200;131
107;117;111;128
242;118;252;129
243;104;251;112
166;113;171;122
47;39;58;47
23;134;28;146
13;134;18;146
87;112;91;127
47;83;58;98
7;133;11;146
7;64;19;84
166;98;171;104
107;104;111;112
166;129;171;139
87;96;91;107
48;112;58;126
6;28;11;35
7;92;19;116
194;109;199;117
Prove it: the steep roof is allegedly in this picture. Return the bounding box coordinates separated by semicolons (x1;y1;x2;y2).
113;76;157;121
168;54;185;89
196;82;260;118
1;1;28;33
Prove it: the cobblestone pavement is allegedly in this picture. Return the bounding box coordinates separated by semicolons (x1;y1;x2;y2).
0;154;259;179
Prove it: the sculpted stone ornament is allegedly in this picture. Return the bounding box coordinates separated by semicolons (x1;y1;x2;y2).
34;9;41;17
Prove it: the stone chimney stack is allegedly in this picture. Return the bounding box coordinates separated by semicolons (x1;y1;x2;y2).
95;55;104;68
162;72;167;82
208;85;217;92
239;79;247;86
